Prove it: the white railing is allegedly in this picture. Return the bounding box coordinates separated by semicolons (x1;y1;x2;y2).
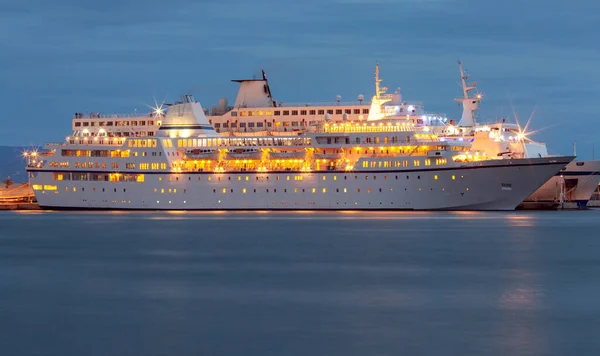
73;112;158;119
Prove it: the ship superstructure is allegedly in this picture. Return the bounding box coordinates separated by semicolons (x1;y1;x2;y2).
68;64;446;141
26;94;573;211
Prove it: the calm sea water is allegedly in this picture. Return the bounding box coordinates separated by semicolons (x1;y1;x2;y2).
1;210;600;356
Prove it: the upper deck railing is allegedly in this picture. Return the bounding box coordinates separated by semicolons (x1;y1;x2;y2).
73;112;159;119
231;100;425;109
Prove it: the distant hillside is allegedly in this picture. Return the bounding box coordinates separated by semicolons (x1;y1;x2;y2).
0;146;29;183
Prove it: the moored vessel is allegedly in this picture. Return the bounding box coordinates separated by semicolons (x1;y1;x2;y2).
26;94;573;211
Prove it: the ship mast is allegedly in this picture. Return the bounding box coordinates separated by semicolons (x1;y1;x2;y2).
454;60;481;127
368;62;392;121
375;62;381;100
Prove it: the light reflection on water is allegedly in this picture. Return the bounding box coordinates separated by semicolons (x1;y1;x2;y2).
1;209;600;356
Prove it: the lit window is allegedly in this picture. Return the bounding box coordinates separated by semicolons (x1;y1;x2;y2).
312;188;316;194
434;175;438;180
452;175;456;180
242;188;247;193
343;188;347;193
322;188;326;193
322;176;326;181
222;188;227;194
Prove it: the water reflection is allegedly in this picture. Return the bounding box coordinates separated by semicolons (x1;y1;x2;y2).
505;214;536;227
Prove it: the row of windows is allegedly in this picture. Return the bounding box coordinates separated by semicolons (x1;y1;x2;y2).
74;120;156;127
32;184;57;191
138;163;168;170
127;139;158;148
61;149;130;158
146;186;468;194
361;159;448;168
52;172;145;182
48;172;463;183
230;108;370;118
49;162;70;168
72;162;119;169
176;137;310;148
162;173;464;182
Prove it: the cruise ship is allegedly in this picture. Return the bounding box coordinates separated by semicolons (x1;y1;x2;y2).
26;92;573;210
61;62;600;209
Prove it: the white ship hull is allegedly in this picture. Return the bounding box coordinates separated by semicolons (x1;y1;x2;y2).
30;157;571;211
519;160;600;209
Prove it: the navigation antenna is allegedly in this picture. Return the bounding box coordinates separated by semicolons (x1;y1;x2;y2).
374;62;388;99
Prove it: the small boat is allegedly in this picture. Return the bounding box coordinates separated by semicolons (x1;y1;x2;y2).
226;147;262;160
186;148;218;160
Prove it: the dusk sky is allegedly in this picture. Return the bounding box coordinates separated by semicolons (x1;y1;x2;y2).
2;0;599;157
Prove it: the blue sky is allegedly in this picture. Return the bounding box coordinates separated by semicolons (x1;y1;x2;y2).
2;0;599;157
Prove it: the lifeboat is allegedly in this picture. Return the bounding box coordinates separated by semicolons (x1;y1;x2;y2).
185;148;218;160
226;148;262;160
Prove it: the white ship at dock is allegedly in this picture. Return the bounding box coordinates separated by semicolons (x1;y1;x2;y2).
26;93;572;211
59;61;598;209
